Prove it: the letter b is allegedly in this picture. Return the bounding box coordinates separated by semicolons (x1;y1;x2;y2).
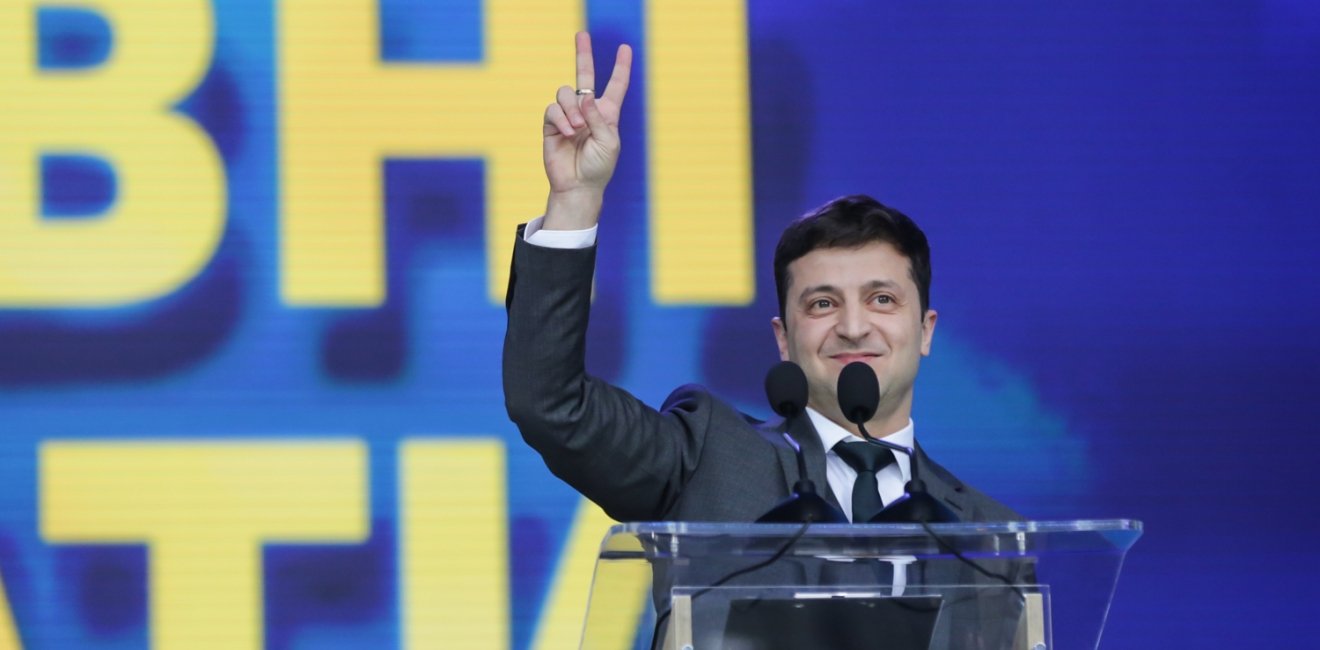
0;1;225;307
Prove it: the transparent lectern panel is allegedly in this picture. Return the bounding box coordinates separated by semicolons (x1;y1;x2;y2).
580;521;1139;650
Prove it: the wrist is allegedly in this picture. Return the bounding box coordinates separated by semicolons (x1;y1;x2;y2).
544;189;604;230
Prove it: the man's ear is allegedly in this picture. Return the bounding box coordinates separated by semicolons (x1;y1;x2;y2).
920;308;938;356
771;316;790;361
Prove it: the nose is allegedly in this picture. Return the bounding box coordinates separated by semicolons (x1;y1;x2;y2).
833;302;871;343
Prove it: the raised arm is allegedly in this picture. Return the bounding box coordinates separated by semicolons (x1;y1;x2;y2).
541;32;632;231
505;34;709;521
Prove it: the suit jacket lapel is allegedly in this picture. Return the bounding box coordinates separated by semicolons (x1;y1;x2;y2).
766;414;844;514
913;442;972;521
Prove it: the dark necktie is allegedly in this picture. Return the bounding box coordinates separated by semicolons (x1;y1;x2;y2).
833;441;896;523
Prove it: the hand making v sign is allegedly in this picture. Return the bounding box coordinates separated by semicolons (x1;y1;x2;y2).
541;32;633;231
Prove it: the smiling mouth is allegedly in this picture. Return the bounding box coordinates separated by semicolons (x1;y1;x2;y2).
829;353;880;364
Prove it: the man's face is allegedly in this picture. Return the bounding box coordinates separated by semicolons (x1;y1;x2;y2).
772;242;937;434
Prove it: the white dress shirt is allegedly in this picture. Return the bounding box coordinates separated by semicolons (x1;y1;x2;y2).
524;215;597;249
810;411;918;592
806;408;914;522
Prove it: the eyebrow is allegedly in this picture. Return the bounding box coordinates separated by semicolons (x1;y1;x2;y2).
861;279;901;291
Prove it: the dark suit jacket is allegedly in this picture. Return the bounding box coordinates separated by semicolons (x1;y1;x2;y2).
503;233;1029;648
503;233;1020;524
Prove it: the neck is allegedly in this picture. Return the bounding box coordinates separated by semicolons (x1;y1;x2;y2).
814;402;911;440
805;380;915;437
854;413;909;440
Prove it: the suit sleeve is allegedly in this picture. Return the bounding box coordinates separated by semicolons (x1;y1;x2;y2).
502;233;713;521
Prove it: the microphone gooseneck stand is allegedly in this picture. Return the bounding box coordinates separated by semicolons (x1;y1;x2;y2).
835;361;958;524
757;361;848;524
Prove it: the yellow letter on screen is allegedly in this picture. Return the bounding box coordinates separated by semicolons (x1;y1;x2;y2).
280;1;580;306
400;439;508;649
0;566;21;650
530;498;648;650
40;441;367;650
0;1;225;306
646;0;754;304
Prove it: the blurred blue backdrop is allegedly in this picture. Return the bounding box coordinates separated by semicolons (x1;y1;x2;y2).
1;1;1318;648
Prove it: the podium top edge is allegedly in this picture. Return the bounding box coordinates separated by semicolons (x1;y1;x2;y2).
608;519;1142;537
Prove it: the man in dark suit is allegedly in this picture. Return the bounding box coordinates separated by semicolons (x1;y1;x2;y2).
503;32;1031;649
503;32;1019;525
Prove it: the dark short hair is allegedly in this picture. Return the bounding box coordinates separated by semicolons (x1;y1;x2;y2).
773;195;932;322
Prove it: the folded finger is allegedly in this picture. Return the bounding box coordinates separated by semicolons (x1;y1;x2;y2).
544;102;574;136
556;85;586;128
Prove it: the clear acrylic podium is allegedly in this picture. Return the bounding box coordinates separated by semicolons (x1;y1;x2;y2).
579;520;1141;650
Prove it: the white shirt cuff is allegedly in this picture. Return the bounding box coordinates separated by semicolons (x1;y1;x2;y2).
524;215;597;249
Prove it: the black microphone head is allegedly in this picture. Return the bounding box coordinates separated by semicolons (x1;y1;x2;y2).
837;361;879;425
765;361;809;418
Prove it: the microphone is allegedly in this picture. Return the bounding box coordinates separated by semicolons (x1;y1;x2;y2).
837;361;880;424
765;359;809;420
755;362;847;524
836;361;957;523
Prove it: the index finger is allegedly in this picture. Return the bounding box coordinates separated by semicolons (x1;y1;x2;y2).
575;31;595;92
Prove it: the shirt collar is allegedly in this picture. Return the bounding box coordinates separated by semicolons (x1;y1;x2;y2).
805;407;915;480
